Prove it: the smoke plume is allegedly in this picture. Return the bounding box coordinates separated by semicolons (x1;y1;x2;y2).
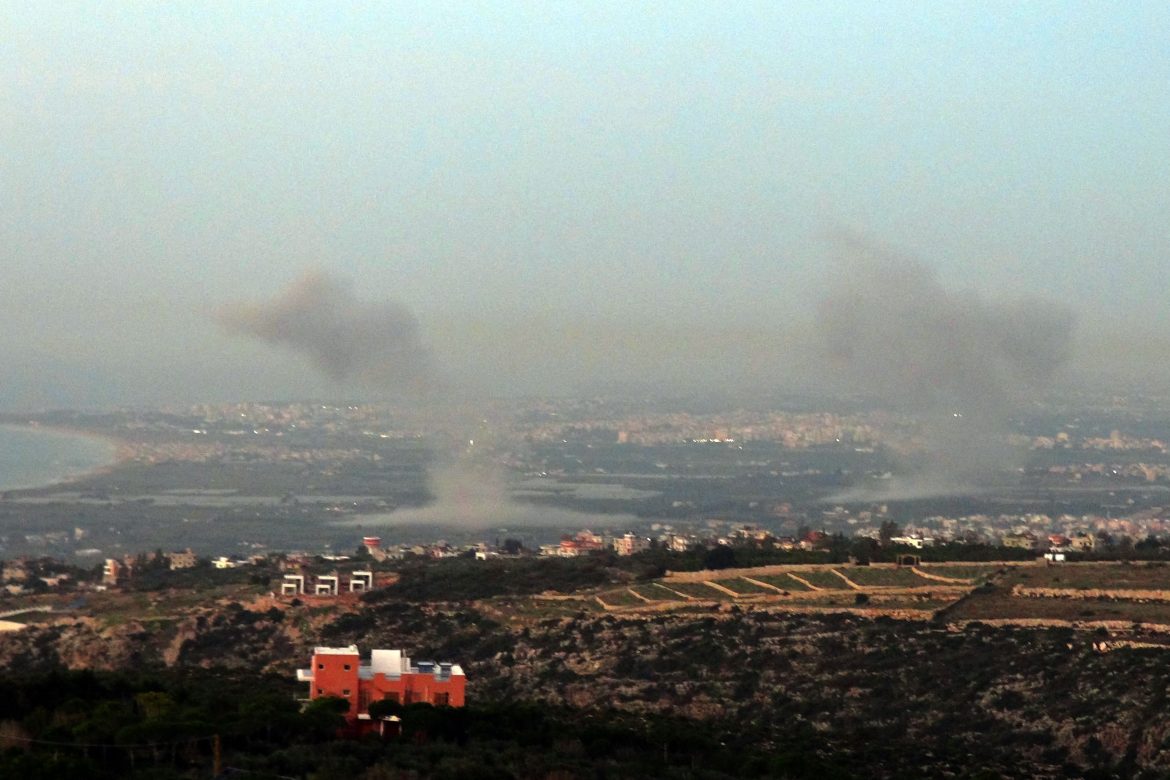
816;235;1076;499
217;270;433;393
335;457;638;530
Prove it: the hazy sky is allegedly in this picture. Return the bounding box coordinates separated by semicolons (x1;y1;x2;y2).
2;2;1168;407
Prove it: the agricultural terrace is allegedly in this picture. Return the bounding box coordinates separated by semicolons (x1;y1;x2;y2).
793;569;855;590
751;574;815;592
713;578;775;595
837;566;925;588
917;564;1007;583
1002;562;1170;591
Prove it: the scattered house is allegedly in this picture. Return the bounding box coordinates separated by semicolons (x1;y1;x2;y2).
664;533;698;553
167;549;198;570
315;575;340;596
39;574;70;588
540;530;608;557
1;560;30;583
612;533;651;556
1071;532;1096;552
1045;552;1067;563
281;574;306;596
213;556;239;569
799;530;828;551
558;530;607;557
102;558;128;586
731;525;774;545
1003;531;1039;550
891;535;936;549
296;645;465;735
362;536;383;558
349;571;374;592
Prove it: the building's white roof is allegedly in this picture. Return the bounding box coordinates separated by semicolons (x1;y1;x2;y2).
313;645;359;655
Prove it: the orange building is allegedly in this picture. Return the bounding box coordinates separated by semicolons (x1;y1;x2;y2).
297;645;466;731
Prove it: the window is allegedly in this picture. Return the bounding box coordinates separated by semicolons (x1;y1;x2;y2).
343;664;351;671
317;663;324;670
403;691;414;705
342;689;351;697
433;692;450;706
316;688;323;695
383;692;400;704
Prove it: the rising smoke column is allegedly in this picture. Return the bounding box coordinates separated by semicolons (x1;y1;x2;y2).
216;271;586;530
815;236;1075;498
217;270;434;393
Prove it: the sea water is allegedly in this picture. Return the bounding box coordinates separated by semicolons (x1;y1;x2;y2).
0;425;117;492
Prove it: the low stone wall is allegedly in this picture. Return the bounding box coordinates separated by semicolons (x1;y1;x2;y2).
1013;585;1170;602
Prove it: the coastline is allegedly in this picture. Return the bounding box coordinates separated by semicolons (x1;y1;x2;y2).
0;423;130;493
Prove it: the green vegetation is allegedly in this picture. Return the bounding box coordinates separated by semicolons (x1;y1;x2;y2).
630;583;684;601
838;567;927;588
0;668;845;780
917;564;1006;582
596;589;644;608
792;570;853;590
714;578;773;595
658;581;732;600
946;583;1170;624
369;556;622;602
753;573;813;592
1006;562;1170;591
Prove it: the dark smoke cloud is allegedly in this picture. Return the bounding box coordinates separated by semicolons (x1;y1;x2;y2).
816;235;1076;498
217;270;434;393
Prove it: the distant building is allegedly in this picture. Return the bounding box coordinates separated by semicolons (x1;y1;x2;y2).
664;533;696;553
613;533;650;556
348;571;374;591
296;646;465;734
102;558;128;586
281;574;306;596
890;535;936;549
799;530;828;551
167;549;198;570
541;530;607;557
363;537;389;562
1;560;29;583
1003;531;1039;550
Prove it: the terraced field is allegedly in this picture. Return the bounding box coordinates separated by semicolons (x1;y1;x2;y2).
596;589;645;608
751;573;814;592
715;578;774;595
917;565;1006;582
1004;563;1170;590
662;581;733;600
941;562;1170;626
838;567;926;588
795;569;854;590
631;583;686;601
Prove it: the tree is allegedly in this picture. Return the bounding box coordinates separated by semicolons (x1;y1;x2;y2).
368;697;403;720
703;545;736;571
879;520;901;546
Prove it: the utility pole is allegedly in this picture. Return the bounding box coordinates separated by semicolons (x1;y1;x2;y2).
213;734;221;777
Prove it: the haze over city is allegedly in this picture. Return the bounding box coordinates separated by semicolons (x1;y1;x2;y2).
3;3;1169;409
9;7;1170;779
